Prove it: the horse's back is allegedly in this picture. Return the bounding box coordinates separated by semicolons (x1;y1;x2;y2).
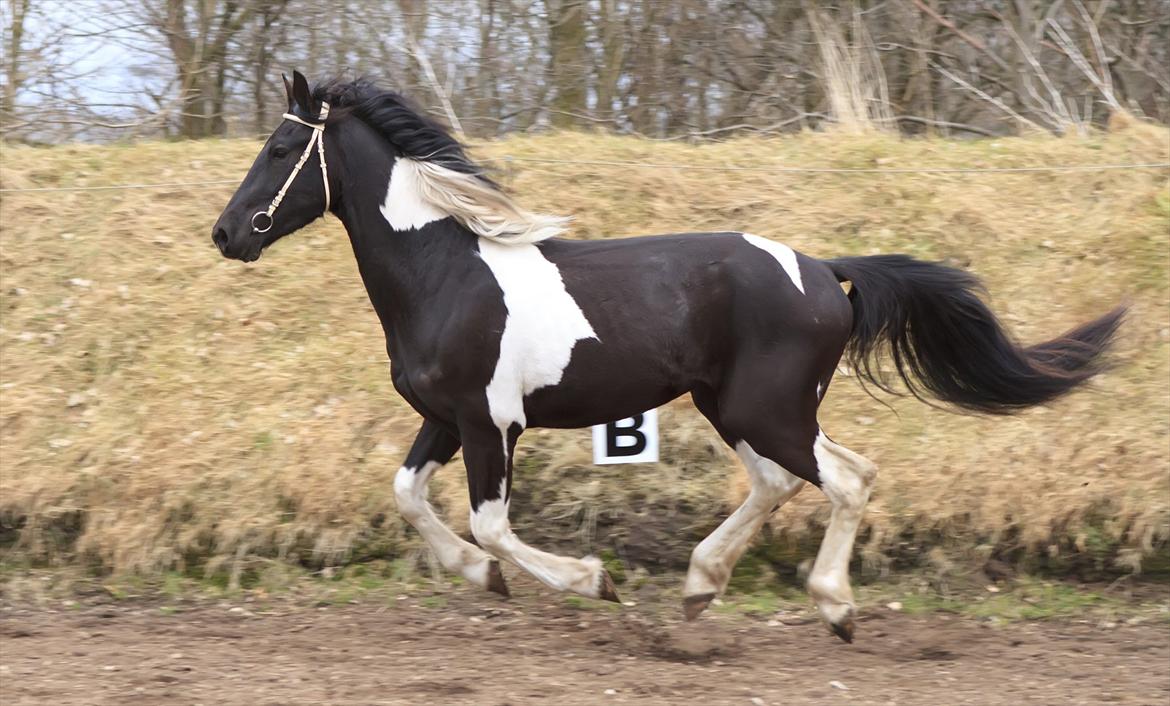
540;230;849;340
520;231;851;428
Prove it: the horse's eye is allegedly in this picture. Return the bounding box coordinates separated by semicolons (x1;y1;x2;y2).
271;145;290;159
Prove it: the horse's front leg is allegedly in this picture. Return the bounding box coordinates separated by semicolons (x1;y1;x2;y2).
394;419;508;595
461;422;620;602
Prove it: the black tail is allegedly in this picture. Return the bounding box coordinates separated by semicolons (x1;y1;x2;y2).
826;255;1125;414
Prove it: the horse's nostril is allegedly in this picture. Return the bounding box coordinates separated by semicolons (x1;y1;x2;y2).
213;227;229;252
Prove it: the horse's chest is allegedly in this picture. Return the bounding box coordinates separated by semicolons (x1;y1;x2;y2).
477;240;596;431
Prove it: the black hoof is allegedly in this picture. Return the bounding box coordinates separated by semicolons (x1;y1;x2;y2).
598;569;621;603
485;560;510;598
683;592;716;621
829;617;855;644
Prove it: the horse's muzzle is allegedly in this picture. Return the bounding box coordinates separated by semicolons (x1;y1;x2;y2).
212;226;230;255
211;225;263;262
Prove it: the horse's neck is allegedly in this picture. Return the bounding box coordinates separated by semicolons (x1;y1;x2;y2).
331;124;483;349
337;193;480;338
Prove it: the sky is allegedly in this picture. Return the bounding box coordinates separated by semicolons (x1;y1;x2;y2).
9;1;165;134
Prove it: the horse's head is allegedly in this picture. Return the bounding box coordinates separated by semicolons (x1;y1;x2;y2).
212;71;335;262
213;73;569;261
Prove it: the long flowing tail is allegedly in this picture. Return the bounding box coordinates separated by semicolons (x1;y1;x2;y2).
825;255;1125;414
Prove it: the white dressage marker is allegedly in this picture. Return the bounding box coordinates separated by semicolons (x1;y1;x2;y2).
592;410;659;465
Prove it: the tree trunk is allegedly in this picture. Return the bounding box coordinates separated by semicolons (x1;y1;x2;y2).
2;0;29;127
547;0;587;128
396;0;428;94
628;1;661;134
475;0;499;133
595;0;625;122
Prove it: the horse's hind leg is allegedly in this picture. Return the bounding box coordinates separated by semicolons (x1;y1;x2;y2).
806;431;877;642
729;420;877;642
691;366;877;642
460;421;621;602
394;420;508;596
682;386;806;620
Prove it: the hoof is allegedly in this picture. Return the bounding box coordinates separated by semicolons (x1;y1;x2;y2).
829;616;855;644
597;569;621;603
485;560;510;598
683;592;715;621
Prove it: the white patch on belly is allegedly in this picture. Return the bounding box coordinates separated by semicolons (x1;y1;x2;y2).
741;233;805;294
380;157;447;230
478;239;597;452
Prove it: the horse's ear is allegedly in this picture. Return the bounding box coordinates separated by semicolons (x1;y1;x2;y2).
291;70;312;113
282;73;295;112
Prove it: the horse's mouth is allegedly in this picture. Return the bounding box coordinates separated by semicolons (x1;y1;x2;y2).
239;232;282;262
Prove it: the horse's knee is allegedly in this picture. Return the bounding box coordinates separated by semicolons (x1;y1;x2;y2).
469;497;512;555
393;466;428;523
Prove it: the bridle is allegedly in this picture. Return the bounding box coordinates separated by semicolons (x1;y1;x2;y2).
251;101;332;233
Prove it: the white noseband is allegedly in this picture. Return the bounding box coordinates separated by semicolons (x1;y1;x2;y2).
251;101;332;233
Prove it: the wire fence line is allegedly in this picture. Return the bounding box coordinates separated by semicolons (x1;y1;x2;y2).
1;158;1167;194
0;179;242;193
491;156;1170;174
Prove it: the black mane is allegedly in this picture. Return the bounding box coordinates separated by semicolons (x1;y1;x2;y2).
312;78;492;183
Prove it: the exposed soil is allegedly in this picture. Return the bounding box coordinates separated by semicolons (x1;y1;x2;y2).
2;581;1167;706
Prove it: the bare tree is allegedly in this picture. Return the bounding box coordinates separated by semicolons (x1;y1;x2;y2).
546;0;586;128
2;0;1168;143
1;0;30;128
145;0;256;137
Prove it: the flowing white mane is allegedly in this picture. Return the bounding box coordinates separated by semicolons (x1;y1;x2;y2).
393;157;570;244
316;78;568;244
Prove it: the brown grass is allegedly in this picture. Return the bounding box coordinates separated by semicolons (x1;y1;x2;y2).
1;126;1167;583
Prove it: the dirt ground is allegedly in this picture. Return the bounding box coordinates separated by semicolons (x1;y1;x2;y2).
2;579;1168;706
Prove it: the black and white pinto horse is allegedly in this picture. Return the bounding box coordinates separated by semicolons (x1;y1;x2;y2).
212;73;1123;642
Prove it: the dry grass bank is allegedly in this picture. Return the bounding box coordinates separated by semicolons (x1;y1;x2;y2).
1;124;1168;586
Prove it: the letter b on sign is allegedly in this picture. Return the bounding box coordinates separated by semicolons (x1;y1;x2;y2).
592;409;659;465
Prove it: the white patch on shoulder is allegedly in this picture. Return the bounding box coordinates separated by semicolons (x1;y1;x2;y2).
478;239;597;450
380;157;448;230
741;233;805;294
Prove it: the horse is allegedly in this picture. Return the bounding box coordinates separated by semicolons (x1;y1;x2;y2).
211;72;1124;642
